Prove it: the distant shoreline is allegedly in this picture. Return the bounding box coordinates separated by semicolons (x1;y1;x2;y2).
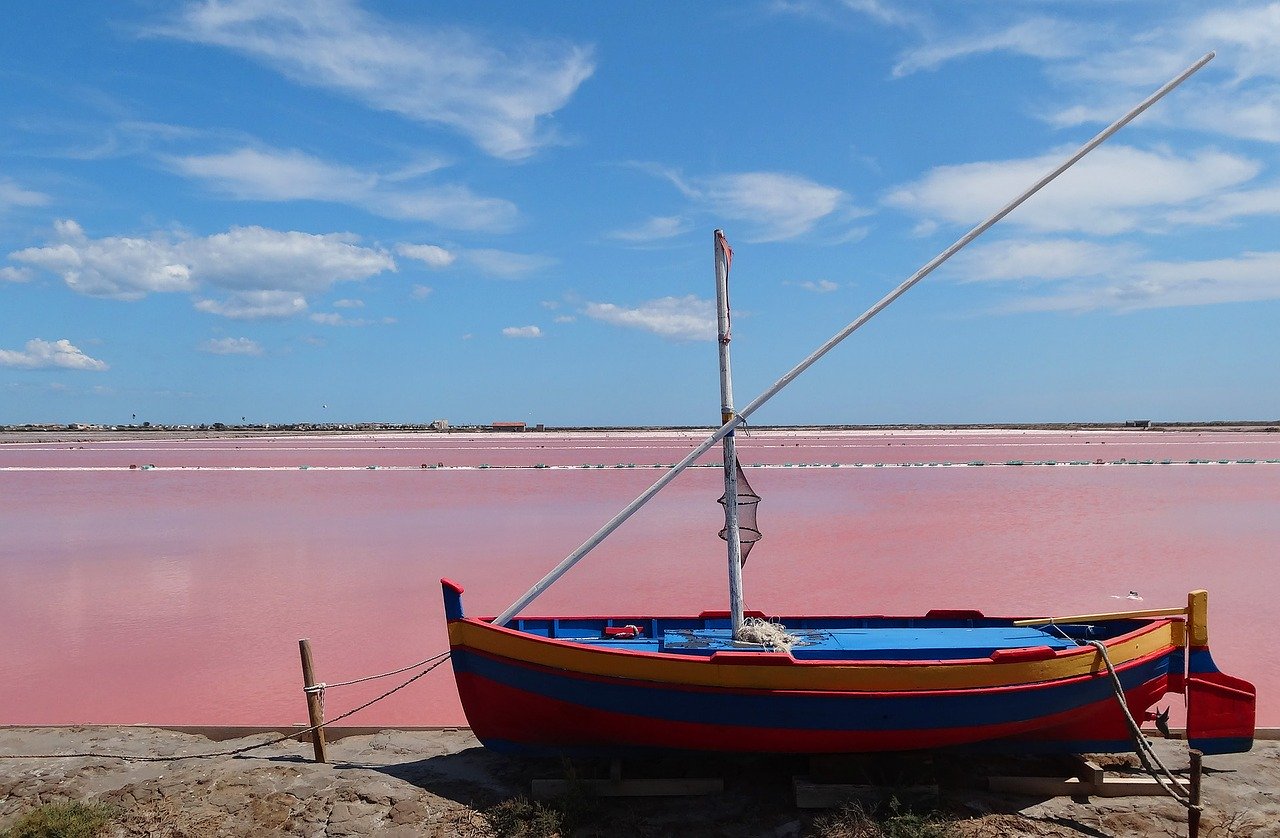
2;419;1278;445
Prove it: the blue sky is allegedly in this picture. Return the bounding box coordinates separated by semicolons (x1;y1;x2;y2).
2;1;1279;426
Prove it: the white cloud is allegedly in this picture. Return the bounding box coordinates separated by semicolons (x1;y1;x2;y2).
1004;251;1280;313
797;279;839;293
169;147;516;230
11;219;195;299
196;291;308;319
583;295;716;341
841;0;919;29
0;266;33;283
464;249;556;278
411;284;433;299
700;172;849;242
200;336;263;355
502;325;543;338
948;237;1280;313
885;145;1261;235
159;0;595;159
553;314;575;323
949;238;1144;282
0;338;108;371
0;178;50;210
397;243;456;268
311;312;372;326
12;220;395;315
333;298;364;308
893;17;1089;78
1165;183;1280;225
607;215;690;243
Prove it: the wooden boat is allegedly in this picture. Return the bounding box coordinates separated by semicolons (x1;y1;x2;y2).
443;583;1255;756
442;53;1255;758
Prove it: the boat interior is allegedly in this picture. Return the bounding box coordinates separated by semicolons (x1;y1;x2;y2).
492;614;1161;662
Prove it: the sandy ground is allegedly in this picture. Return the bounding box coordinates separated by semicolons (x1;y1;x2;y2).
1;727;1277;837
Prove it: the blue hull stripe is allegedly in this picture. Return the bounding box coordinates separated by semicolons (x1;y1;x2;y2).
452;648;1171;732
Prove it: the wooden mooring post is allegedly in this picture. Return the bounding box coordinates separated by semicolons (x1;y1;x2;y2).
298;638;328;763
1188;749;1203;838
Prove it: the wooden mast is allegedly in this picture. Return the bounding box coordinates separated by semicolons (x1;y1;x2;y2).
715;229;745;636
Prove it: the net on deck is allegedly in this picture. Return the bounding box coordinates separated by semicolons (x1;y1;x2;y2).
718;456;761;565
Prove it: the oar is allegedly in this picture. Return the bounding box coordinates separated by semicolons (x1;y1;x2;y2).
1013;606;1187;627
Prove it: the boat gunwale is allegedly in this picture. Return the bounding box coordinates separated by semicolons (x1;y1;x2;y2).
447;613;1180;693
452;635;1177;700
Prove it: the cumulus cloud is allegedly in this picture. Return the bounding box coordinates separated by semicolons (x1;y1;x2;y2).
11;219;395;316
333;298;364;308
169;147;515;230
885;145;1260;235
157;0;595;159
397;243;456;268
411;284;433;299
0;266;33;283
199;336;263;355
583;295;716;341
502;325;543;338
0;338;108;371
797;279;839;293
607;215;690;243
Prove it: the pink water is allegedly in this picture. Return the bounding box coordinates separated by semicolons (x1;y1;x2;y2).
2;430;1277;728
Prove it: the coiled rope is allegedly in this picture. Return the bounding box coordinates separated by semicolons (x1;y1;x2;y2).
0;651;451;762
1084;639;1199;812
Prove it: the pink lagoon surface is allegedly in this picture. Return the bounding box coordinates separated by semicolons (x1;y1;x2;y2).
2;429;1278;729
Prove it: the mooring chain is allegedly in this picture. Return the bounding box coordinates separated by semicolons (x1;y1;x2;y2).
0;651;451;762
1084;639;1200;812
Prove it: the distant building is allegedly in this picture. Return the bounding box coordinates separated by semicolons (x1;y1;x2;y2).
492;421;526;431
1125;419;1153;428
430;419;450;431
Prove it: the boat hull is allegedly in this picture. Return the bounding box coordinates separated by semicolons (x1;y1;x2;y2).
442;581;1254;756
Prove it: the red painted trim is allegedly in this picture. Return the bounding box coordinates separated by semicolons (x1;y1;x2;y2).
989;645;1057;663
925;609;985;619
441;578;464;595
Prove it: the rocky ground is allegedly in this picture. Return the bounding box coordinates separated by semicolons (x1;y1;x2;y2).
1;727;1278;837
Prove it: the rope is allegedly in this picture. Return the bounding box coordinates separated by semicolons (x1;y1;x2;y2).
0;652;451;762
1084;639;1199;811
306;653;450;692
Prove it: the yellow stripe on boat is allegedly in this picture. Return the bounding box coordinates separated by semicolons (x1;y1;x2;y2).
448;619;1178;692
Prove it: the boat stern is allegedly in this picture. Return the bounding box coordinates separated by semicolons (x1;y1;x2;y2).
1182;590;1256;755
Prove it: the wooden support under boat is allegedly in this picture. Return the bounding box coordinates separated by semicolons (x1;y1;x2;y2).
531;759;724;799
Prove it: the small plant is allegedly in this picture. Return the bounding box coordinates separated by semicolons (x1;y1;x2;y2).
809;797;956;838
484;796;566;838
2;800;118;838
